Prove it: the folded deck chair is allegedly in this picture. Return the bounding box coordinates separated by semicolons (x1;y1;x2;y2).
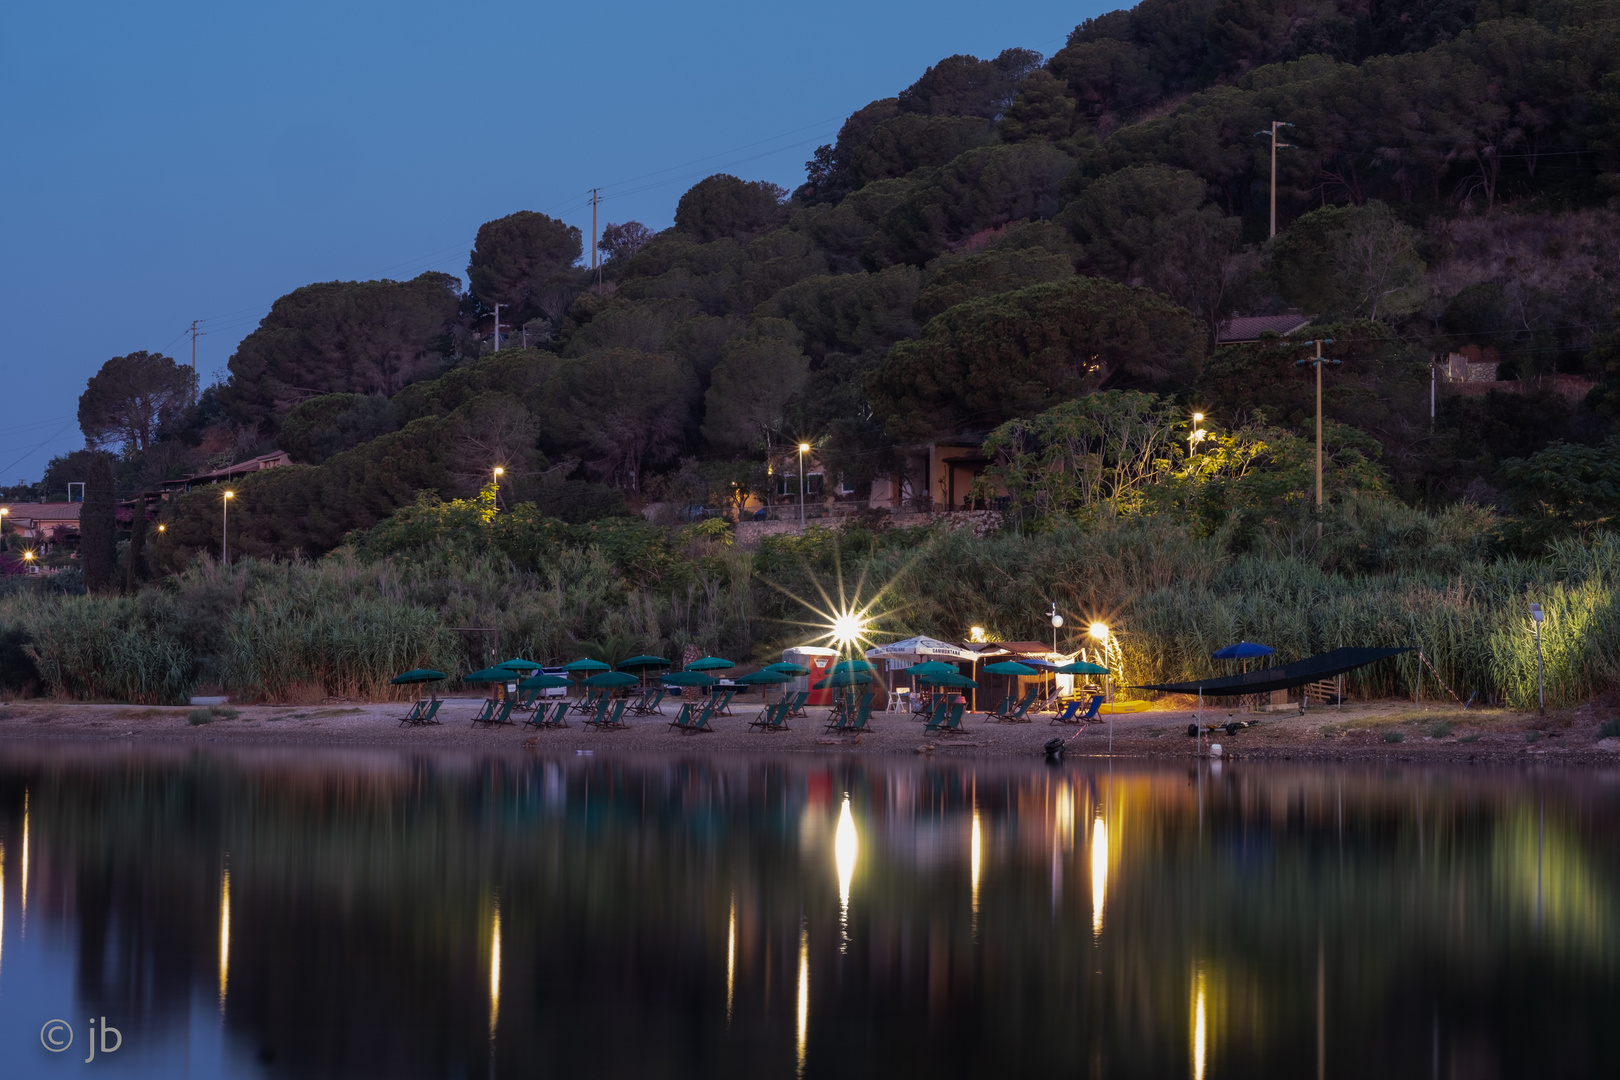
586;697;630;731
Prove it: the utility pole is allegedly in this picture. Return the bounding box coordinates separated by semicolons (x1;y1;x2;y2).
189;320;200;403
1254;121;1295;238
1296;339;1339;539
589;188;602;292
492;302;502;352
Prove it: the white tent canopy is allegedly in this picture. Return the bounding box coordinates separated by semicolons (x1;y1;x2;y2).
865;636;980;664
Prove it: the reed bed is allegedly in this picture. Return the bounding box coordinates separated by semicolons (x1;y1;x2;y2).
0;513;1614;710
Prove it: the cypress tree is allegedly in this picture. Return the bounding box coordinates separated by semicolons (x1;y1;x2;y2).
124;495;148;591
80;453;118;594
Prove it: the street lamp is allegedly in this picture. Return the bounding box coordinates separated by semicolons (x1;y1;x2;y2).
222;490;234;567
492;466;505;511
798;443;811;525
1189;412;1207;459
1530;602;1545;716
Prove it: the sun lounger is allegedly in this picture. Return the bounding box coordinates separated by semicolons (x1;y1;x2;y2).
510;686;542;713
783;691;809;719
398;698;442;727
683;698;719;734
585;698;630;731
981;692;1013;720
472;699;516;728
921;699;950;733
522;700;564;730
711;689;737;716
749;700;791;732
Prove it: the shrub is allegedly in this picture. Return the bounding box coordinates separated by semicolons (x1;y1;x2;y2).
1382;730;1405;743
1599;719;1620;738
187;708;214;725
1426;721;1454;738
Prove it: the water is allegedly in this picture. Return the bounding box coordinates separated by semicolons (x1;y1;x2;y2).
0;742;1615;1079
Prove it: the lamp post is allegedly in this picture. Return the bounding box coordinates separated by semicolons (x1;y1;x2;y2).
0;507;7;553
493;466;504;511
798;443;810;526
1049;603;1064;706
1254;121;1294;238
1189;412;1206;460
1530;602;1545;716
1090;621;1112;752
222;490;234;567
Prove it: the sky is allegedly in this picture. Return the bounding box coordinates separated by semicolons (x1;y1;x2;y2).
0;0;1103;486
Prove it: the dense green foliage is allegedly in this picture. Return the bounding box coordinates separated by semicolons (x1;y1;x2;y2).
11;0;1620;712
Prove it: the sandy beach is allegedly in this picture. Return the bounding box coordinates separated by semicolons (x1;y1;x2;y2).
1;694;1617;763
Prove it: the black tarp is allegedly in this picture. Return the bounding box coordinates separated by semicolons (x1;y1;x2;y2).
1132;647;1411;696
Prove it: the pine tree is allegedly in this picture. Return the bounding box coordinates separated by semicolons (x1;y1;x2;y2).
80;453;118;594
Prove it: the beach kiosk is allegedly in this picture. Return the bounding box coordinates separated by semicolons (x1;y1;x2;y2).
782;646;840;706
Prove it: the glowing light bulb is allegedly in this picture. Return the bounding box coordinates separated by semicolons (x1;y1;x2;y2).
830;612;865;647
1089;622;1109;642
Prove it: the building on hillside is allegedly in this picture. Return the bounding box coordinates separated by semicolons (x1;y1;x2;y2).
160;450;292;494
0;502;81;544
1216;314;1313;344
871;441;996;512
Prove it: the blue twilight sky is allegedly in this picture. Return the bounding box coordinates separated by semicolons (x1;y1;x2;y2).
0;0;1103;485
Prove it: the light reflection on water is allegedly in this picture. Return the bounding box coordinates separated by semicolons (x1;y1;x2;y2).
0;744;1614;1078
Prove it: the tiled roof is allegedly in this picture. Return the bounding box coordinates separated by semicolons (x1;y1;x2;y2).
1216;314;1313;343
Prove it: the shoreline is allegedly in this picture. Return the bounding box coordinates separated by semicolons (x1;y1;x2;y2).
1;696;1616;765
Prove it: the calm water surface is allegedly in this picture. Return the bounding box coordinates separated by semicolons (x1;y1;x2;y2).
0;743;1615;1078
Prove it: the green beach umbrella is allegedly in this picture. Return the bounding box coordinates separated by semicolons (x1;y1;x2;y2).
982;661;1038;676
906;661;958;678
918;671;977;688
814;671;873;689
518;673;571;689
617;655;671;670
831;659;876;673
687;656;735;671
463;666;510;683
582;670;639;688
562;658;611;672
663;670;719;687
737;669;793;685
765;662;810;675
496;658;542;672
390;669;447;685
1056;660;1110;675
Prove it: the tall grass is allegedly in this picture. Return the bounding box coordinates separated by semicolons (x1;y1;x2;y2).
2;511;1615;709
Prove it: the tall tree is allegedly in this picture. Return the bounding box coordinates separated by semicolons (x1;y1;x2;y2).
599;222;655;262
221;273;462;431
77;352;196;454
1268;202;1426;320
467;211;583;312
124;496;149;591
80;452;117;594
673;175;787;243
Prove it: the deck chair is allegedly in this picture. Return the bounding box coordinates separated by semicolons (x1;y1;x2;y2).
631;687;666;716
522;700;560;730
417;699;443;726
935;702;967;736
783;691;809;719
1078;694;1104;723
586;697;630;731
749;700;791;732
838;694;876;734
669;699;716;733
683;698;719;734
921;699;951;734
511;686;542;713
711;689;738;716
472;699;515;728
1049;698;1084;725
571;689;605;716
999;687;1040;724
468;699;497;725
397;699;427;726
981;692;1014;721
545;700;572;728
624;688;653;714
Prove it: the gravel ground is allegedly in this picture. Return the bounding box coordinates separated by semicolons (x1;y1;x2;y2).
1;695;1617;763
